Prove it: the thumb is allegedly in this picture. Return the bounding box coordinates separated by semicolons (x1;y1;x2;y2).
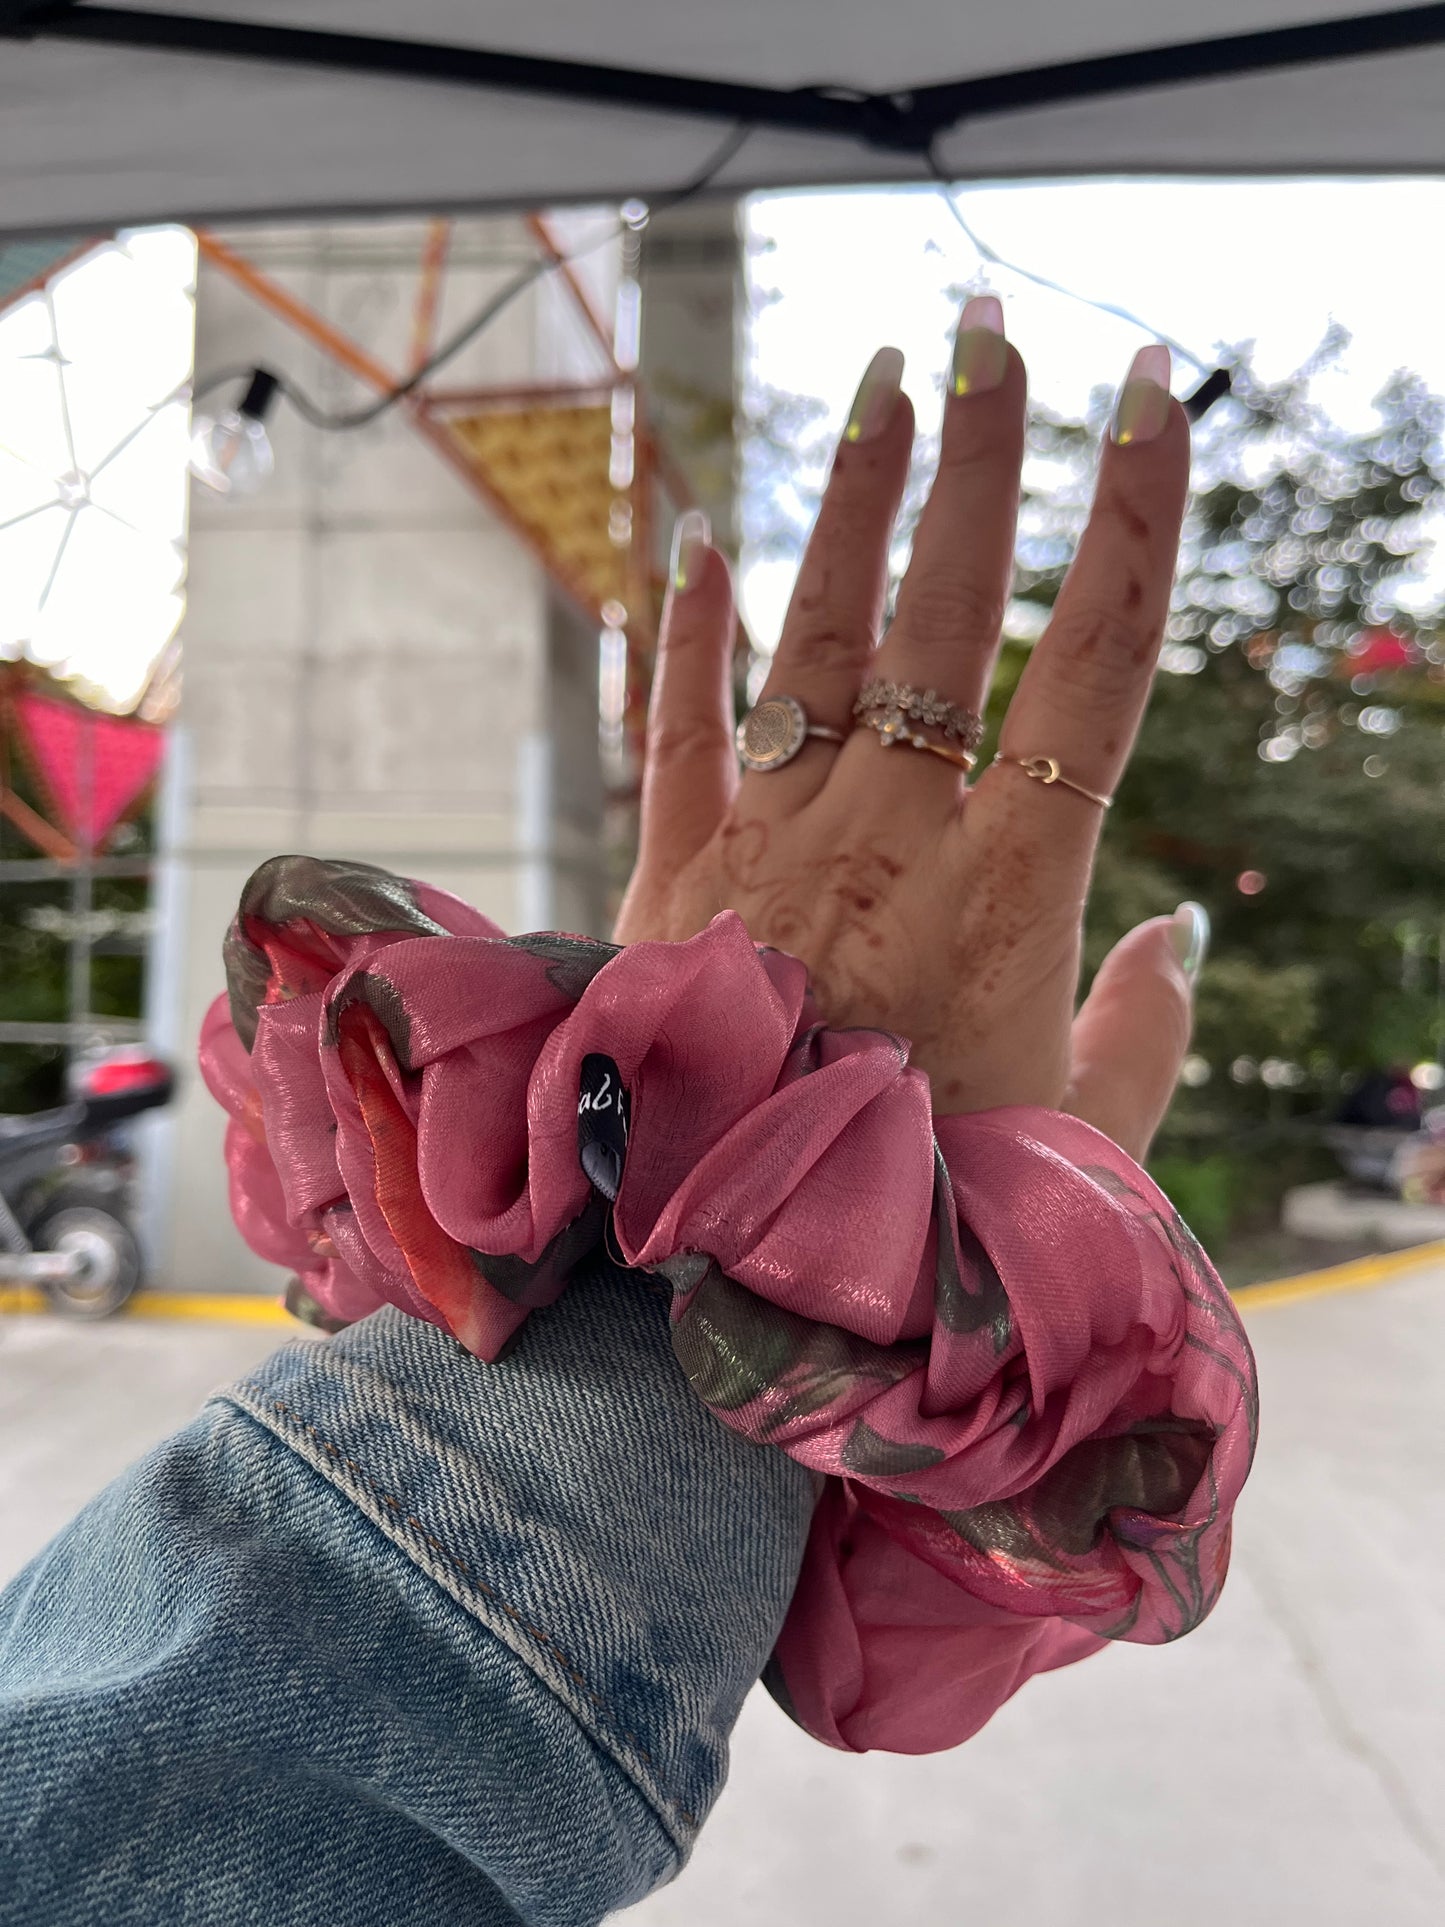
1064;903;1209;1164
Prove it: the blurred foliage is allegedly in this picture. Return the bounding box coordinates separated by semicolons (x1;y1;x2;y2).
1146;1151;1240;1249
747;331;1445;1241
1075;344;1445;1239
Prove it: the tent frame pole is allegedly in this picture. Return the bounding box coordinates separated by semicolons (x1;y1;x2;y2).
9;4;1445;155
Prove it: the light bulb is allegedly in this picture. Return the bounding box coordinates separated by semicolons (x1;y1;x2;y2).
190;410;273;496
190;367;280;497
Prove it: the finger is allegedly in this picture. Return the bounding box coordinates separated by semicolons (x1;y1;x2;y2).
1064;903;1208;1163
635;510;738;876
855;297;1025;796
747;347;914;807
982;344;1190;865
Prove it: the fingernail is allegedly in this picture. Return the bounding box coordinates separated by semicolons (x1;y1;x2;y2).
669;508;711;593
1170;901;1210;984
843;346;904;445
950;294;1007;398
1111;344;1172;446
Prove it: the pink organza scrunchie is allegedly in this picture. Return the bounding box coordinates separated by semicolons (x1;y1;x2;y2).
199;855;1258;1756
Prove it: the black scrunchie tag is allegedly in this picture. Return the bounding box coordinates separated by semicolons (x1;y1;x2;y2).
577;1053;630;1201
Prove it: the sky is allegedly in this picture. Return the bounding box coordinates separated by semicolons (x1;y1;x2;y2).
741;178;1445;650
0;228;194;712
4;183;1445;705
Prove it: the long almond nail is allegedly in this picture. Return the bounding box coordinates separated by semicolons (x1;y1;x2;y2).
1170;900;1210;984
843;346;904;445
1111;344;1172;446
950;294;1007;398
669;508;711;593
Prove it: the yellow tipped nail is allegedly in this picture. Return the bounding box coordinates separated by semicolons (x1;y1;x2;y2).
950;294;1007;398
843;346;904;445
1111;344;1172;446
669;508;711;592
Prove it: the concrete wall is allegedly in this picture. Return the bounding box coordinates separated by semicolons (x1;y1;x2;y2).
639;200;744;550
148;217;610;1292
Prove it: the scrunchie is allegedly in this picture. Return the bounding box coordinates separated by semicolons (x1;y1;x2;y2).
199;854;1257;1756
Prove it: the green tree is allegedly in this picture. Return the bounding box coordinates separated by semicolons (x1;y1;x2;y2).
1013;343;1445;1234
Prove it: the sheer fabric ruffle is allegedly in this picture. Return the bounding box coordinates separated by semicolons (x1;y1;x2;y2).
199;856;1258;1754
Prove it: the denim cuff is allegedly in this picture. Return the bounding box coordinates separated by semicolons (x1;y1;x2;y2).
221;1261;817;1856
1;1261;815;1925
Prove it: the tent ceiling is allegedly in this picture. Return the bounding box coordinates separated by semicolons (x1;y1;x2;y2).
2;2;1444;238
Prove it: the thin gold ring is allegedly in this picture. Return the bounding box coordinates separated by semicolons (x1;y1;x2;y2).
861;710;977;770
992;754;1112;809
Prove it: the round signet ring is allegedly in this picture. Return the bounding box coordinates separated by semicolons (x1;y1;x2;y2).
736;695;847;772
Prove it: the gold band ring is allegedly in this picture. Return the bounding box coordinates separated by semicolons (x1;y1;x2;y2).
992;754;1112;810
861;710;977;770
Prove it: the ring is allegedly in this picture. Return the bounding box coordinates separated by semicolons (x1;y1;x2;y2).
736;695;847;772
854;679;984;752
860;709;976;770
992;753;1112;809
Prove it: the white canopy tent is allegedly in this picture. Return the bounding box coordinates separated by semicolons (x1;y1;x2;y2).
1;2;1443;238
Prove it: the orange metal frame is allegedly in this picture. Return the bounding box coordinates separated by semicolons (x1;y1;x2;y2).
408;218;452;376
193;221;693;646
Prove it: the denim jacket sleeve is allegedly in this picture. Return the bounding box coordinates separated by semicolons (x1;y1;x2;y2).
0;1260;818;1927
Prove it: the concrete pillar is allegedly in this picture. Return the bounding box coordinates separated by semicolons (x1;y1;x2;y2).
637;201;744;552
152;217;608;1293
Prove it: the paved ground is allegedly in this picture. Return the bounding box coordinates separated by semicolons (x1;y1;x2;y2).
2;1266;1442;1927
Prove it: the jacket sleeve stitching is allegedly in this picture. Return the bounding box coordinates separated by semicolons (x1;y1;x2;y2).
253;1394;694;1825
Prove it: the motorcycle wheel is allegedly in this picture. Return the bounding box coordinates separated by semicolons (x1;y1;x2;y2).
28;1191;143;1320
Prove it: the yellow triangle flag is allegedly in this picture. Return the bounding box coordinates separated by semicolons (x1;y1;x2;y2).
449;405;642;625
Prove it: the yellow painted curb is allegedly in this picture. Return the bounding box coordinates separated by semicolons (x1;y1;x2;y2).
1232;1239;1445;1312
3;1239;1443;1326
0;1286;291;1324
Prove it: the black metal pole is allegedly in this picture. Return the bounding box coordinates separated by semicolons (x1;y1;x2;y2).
8;5;1445;153
7;5;900;145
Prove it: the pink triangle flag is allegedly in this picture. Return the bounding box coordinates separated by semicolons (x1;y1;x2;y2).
15;691;165;850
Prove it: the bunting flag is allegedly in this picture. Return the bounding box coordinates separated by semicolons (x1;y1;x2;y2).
13;688;164;850
447;404;639;624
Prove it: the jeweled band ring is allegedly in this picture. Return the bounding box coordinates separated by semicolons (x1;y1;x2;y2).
737;695;847;772
860;709;977;770
993;753;1113;810
854;679;985;752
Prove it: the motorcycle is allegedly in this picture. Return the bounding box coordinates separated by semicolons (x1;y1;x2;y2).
0;1051;174;1319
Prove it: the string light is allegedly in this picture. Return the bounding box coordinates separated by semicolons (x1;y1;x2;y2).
190;368;279;498
187;123;755;488
925;149;1232;422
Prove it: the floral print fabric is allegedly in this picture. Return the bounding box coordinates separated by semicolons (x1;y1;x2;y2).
199;855;1258;1755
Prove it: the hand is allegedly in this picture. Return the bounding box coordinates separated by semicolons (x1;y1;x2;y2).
615;304;1205;1164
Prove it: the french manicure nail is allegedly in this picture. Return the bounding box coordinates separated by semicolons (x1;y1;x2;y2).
1170;900;1210;984
1111;343;1173;446
950;293;1007;398
843;346;905;445
669;508;711;593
